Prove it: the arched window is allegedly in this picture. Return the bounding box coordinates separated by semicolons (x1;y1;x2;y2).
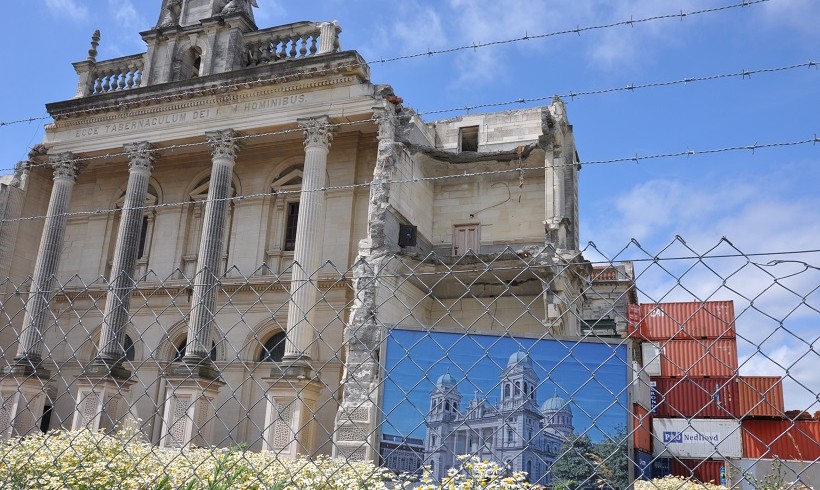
504;384;511;398
514;381;521;395
266;165;304;271
173;338;217;362
445;400;450;411
258;332;286;362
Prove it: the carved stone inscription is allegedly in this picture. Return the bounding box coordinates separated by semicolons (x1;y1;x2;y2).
71;93;308;140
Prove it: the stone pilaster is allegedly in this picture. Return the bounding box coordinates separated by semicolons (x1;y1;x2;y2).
93;142;154;378
71;376;135;433
12;153;82;377
180;129;237;379
283;116;334;363
262;375;323;457
0;377;48;439
159;376;223;448
332;103;398;462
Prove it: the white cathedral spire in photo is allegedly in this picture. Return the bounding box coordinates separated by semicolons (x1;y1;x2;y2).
423;351;574;485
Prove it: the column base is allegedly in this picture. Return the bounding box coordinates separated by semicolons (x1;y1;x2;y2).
0;376;48;439
85;358;131;380
159;374;225;448
71;374;136;433
168;359;221;381
262;366;323;458
5;358;50;379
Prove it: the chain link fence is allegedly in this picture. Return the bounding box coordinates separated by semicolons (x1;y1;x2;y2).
0;240;817;489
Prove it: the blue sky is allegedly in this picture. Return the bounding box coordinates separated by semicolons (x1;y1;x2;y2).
0;1;817;410
382;329;629;441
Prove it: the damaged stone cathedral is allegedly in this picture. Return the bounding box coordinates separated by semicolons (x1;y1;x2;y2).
0;0;635;472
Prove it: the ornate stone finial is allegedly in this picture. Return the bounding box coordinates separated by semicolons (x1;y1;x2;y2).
205;129;239;160
49;153;83;182
27;144;49;162
158;0;182;27
87;30;100;62
298;116;334;150
123;142;155;173
222;0;258;15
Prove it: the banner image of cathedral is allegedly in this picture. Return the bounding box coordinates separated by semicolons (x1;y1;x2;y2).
380;329;629;484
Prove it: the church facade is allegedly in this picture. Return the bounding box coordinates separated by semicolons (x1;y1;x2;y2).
424;353;573;485
0;0;634;466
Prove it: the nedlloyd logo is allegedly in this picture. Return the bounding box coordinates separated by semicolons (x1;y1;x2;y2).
663;431;720;444
663;431;683;443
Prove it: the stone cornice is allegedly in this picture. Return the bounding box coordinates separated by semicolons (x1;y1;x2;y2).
47;51;369;122
52;276;351;303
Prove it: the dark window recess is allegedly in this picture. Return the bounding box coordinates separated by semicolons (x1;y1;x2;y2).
40;405;53;433
173;338;217;362
122;334;136;362
398;224;417;247
459;126;479;152
258;332;287;362
284;202;299;251
581;318;619;337
192;56;201;77
137;216;149;258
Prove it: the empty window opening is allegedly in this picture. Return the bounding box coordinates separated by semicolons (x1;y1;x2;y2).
40;405;53;433
459;126;479;152
258;331;287;362
173;338;217;362
284;202;299;251
137;216;149;258
192;55;202;77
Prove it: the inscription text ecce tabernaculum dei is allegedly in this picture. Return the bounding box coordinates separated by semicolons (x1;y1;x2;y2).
72;94;308;139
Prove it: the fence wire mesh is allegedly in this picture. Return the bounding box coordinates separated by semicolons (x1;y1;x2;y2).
0;239;817;489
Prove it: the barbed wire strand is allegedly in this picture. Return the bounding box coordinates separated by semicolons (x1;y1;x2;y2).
1;59;817;175
2;134;817;225
0;0;774;128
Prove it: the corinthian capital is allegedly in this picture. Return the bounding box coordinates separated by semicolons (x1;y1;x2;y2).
206;129;239;160
49;152;83;182
298;116;334;150
124;141;155;173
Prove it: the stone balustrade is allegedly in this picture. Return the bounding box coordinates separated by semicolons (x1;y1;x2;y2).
74;54;145;98
243;21;340;67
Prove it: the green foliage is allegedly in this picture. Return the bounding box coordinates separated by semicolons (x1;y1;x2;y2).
590;426;629;490
551;433;599;489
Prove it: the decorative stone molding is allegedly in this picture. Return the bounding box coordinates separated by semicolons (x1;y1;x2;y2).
205;129;239;160
222;0;258;16
298;116;334;150
158;0;182;28
49;153;82;182
124;141;155;173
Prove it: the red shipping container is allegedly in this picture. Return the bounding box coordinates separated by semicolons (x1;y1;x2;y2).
653;377;737;418
660;339;738;377
669;459;726;485
633;403;652;453
742;420;820;460
639;301;736;340
736;376;785;418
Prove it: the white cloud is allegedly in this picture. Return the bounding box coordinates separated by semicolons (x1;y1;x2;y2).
758;0;820;40
44;0;89;22
108;0;145;31
740;342;820;413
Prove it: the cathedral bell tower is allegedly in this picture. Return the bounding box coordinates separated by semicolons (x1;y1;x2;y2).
140;0;260;86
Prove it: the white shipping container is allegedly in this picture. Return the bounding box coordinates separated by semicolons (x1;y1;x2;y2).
653;418;742;459
631;361;653;410
641;342;661;376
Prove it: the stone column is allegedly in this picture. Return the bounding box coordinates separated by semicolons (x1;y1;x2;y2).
1;153;81;439
73;143;152;433
283;116;334;363
262;117;333;458
182;129;237;377
13;153;82;375
94;142;154;376
160;131;234;448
